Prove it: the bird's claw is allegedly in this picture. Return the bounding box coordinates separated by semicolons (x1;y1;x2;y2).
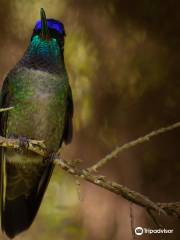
43;152;56;164
19;136;29;152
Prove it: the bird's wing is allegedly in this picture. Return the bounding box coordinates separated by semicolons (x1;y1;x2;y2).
0;74;55;238
62;85;73;144
0;76;11;135
0;75;11;231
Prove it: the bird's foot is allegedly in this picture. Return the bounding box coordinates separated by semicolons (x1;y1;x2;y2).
8;133;18;139
43;152;56;164
19;136;29;152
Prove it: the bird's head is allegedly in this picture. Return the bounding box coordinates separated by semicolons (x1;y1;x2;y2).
31;8;66;51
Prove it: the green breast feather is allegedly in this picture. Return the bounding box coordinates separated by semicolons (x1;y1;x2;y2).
6;67;69;157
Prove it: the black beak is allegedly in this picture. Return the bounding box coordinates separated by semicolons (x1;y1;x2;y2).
40;8;48;39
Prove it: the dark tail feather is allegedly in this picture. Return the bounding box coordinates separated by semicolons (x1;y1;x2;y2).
3;196;30;238
2;162;54;239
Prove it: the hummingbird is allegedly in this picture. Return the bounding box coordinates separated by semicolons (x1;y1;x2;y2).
0;8;73;238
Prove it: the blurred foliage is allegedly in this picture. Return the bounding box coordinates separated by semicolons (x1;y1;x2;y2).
0;0;180;239
9;0;66;38
66;30;98;129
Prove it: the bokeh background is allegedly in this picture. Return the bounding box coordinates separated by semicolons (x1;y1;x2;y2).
0;0;180;239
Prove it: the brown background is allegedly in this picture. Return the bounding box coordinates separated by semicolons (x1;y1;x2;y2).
0;0;179;239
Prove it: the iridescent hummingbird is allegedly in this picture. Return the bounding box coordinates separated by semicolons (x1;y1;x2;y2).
0;8;73;238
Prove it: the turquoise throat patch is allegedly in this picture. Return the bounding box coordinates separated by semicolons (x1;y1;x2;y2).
28;35;61;62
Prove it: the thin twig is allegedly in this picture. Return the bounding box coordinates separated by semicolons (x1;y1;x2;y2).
157;202;180;218
146;209;163;228
0;107;14;112
130;203;136;239
88;121;180;172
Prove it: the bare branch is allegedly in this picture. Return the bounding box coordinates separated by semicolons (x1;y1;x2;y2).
88;121;180;172
0;136;47;156
54;158;165;214
157;202;180;218
0;131;179;221
0;135;167;215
